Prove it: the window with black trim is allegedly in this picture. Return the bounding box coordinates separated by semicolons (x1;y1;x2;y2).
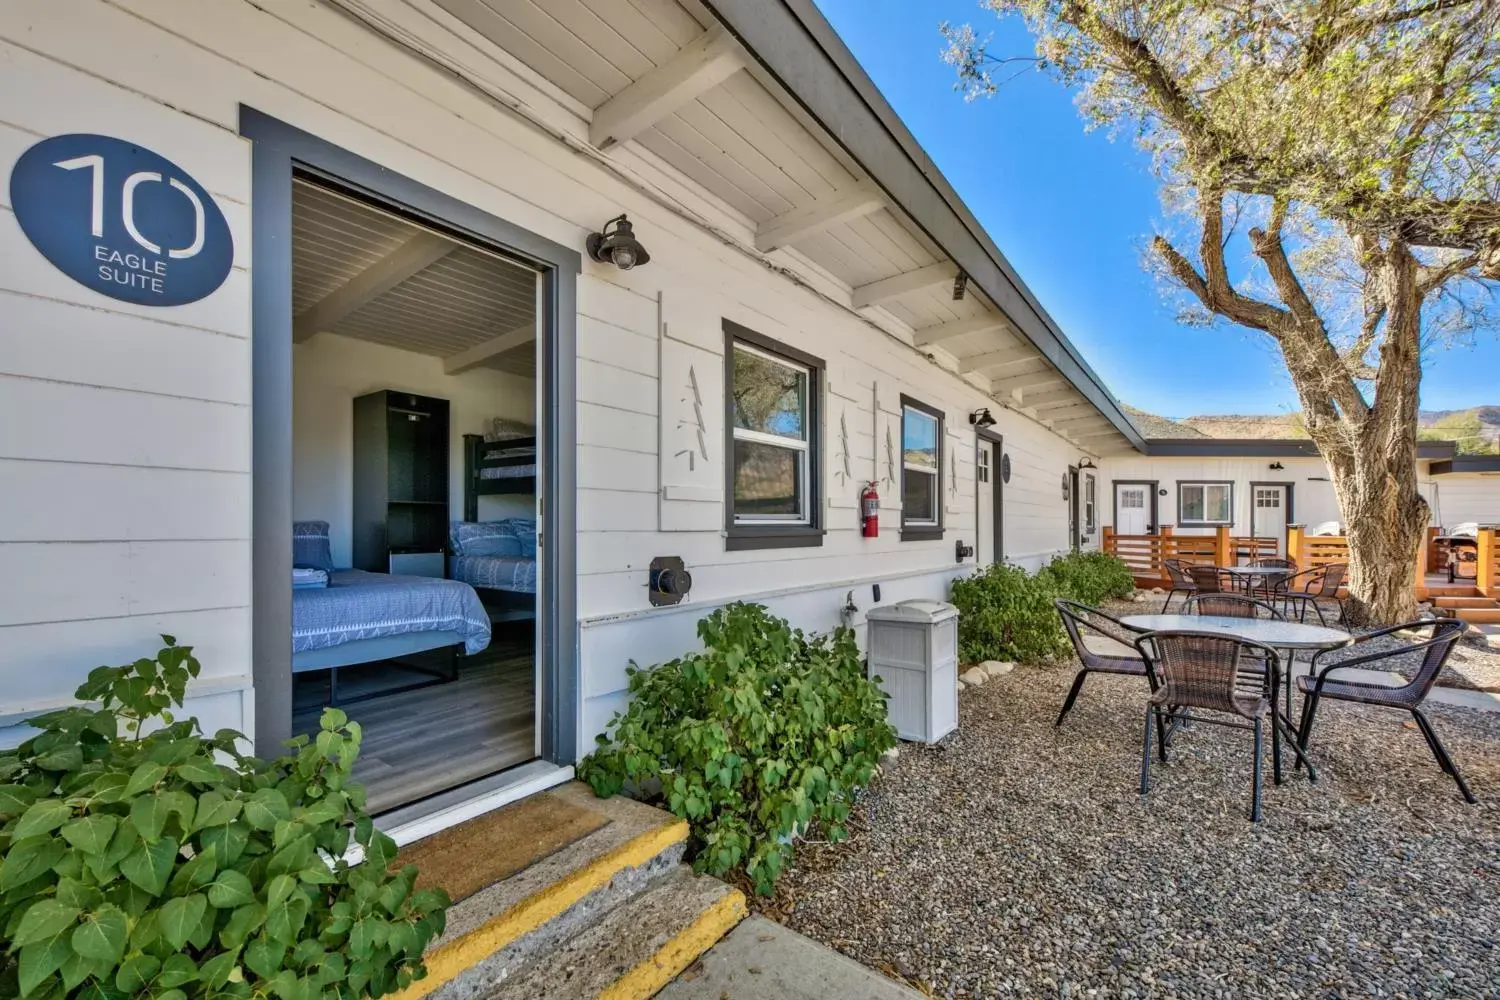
723;320;823;550
900;396;944;540
1084;474;1097;534
1179;481;1233;525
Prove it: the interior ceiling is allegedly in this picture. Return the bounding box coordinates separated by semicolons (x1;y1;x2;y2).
422;0;1132;454
291;179;538;377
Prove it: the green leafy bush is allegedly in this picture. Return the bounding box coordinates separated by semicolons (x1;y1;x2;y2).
0;638;448;1000
950;562;1072;664
1035;550;1136;607
578;604;896;896
950;551;1136;664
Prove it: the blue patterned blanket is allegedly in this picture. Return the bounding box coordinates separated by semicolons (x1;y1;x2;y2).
450;555;537;594
292;570;491;655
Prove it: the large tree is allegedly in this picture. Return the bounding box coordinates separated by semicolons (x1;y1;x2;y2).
945;0;1500;623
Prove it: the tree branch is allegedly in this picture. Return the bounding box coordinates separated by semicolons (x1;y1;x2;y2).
1151;188;1291;334
1416;251;1483;295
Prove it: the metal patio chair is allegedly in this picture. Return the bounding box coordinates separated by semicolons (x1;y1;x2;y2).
1183;593;1285;620
1186;564;1235;595
1161;558;1198;612
1054;599;1151;727
1275;563;1348;625
1296;619;1475;803
1134;630;1302;822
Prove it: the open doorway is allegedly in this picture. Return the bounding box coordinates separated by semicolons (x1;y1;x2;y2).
287;178;542;814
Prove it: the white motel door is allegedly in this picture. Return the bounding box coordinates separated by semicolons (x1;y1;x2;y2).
976;441;995;567
1252;485;1288;554
1115;484;1150;535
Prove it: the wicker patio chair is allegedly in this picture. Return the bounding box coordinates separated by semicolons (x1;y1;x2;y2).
1276;563;1348;625
1054;599;1151;728
1161;558;1198;612
1296;619;1474;803
1251;557;1297;571
1186;564;1235;595
1133;630;1296;821
1246;557;1297;599
1183;593;1285;620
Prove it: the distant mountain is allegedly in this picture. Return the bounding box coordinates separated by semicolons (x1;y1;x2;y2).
1124;405;1500;453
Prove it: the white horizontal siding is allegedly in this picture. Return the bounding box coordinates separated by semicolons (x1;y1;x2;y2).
1426;475;1500;529
1097;455;1337;535
0;0;1102;756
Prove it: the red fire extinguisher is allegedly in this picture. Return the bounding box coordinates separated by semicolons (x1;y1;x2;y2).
860;482;880;538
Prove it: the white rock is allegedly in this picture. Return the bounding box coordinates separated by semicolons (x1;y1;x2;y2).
1131;592;1150;603
1150;587;1166;594
881;747;900;761
980;660;1015;678
960;666;988;687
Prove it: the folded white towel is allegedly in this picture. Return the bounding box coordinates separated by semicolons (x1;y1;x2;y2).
292;567;329;589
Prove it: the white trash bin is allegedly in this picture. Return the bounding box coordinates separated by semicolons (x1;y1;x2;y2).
865;599;960;743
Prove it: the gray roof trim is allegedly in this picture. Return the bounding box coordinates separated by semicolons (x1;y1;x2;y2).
1429;456;1500;474
700;0;1146;452
1145;439;1458;458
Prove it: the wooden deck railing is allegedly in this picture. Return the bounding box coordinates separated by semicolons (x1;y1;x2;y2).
1102;525;1276;585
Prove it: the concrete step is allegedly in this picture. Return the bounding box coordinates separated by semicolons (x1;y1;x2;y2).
397;783;691;1000
488;864;747;1000
659;915;927;1000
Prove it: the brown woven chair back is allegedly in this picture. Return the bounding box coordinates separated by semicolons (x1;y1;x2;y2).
1186;564;1231;593
1251;557;1296;571
1163;558;1195;588
1184;594;1283;619
1137;631;1271;719
1317;563;1348;597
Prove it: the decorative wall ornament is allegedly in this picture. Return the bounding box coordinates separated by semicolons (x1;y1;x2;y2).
950;446;958;495
833;408;852;488
883;425;897;487
673;364;708;470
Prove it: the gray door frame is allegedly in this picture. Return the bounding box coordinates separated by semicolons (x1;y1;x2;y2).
977;428;1003;563
241;108;581;763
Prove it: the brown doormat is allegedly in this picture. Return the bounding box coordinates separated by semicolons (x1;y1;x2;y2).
395;792;610;904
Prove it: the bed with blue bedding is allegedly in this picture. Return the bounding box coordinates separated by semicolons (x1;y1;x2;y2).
447;520;537;618
291;522;491;704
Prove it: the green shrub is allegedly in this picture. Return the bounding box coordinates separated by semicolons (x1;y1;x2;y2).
1036;550;1136;606
950;551;1136;664
577;604;896;896
950;562;1071;664
0;638;448;1000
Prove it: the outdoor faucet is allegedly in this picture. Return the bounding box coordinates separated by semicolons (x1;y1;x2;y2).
840;590;859;629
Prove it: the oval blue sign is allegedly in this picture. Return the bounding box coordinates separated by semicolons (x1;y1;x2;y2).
9;134;233;307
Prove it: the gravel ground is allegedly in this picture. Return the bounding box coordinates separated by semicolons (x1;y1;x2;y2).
1102;595;1500;694
760;666;1500;999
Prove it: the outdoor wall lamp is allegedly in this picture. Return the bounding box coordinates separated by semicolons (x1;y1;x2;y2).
586;214;651;270
1078;458;1096;470
1269;461;1286;471
969;407;997;428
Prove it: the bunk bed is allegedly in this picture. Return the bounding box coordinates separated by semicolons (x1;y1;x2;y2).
456;433;538;619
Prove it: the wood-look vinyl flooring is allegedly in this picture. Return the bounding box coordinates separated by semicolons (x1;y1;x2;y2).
292;641;536;815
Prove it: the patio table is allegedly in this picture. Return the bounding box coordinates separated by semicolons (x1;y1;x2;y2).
1216;564;1292;595
1120;614;1353;782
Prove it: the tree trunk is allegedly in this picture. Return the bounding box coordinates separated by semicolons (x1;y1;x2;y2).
1302;246;1429;626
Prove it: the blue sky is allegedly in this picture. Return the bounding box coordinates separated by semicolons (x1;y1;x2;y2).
813;0;1497;417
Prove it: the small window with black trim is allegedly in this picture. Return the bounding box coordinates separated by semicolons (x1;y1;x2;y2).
900;395;944;540
724;320;824;550
1084;474;1097;534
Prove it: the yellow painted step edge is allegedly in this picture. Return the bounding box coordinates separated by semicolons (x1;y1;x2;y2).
393;817;691;1000
597;888;748;1000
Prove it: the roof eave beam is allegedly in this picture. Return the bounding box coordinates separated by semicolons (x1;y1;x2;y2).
443;323;537;375
755;184;885;251
911;315;1008;348
590;27;746;148
851;262;957;309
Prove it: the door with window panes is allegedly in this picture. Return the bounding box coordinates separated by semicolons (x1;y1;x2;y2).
1251;485;1288;555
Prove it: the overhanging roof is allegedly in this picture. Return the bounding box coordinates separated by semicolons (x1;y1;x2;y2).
1430;456;1500;474
1143;439;1459;459
700;0;1146;453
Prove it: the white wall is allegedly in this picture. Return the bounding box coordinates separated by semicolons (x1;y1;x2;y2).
1096;455;1340;536
292;333;535;567
0;0;1091;758
1425;474;1500;529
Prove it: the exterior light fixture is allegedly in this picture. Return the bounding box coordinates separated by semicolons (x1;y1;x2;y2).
952;270;969;301
969;407;996;428
586;214;651;270
1079;458;1097;470
1269;461;1285;471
